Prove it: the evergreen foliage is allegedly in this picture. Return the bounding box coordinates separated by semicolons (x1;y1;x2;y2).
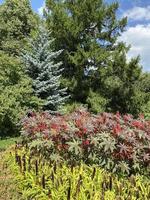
22;26;69;113
45;0;150;115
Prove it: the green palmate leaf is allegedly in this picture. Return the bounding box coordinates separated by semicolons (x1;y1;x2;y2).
105;158;114;170
133;162;140;171
50;153;63;162
117;143;130;154
90;136;100;147
67;139;82;155
138;131;147;140
99;134;116;153
118;161;130;174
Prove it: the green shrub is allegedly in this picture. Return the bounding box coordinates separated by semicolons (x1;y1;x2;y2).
61;102;87;114
142;101;150;120
0;52;42;137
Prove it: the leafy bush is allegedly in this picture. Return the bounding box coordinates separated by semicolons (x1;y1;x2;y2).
0;52;42;137
21;109;150;175
142;101;150;120
7;148;150;200
61;102;87;114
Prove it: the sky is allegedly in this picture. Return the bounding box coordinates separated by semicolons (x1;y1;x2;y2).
0;0;150;71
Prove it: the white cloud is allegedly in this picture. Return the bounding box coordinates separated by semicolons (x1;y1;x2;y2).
123;6;150;21
119;24;150;71
38;2;45;16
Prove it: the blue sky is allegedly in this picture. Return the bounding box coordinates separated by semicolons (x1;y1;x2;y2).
31;0;44;13
0;0;150;71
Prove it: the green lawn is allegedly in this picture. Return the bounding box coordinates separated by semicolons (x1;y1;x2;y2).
0;137;19;151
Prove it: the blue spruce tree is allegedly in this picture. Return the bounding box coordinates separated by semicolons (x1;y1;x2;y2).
22;26;69;113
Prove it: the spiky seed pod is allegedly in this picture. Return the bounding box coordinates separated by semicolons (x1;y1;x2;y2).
91;167;96;180
109;176;113;190
135;189;140;199
101;182;105;200
42;174;46;189
18;156;22;173
48;189;51;198
28;156;31;172
60;177;63;185
15;141;17;150
15;151;19;164
51;171;54;183
35;160;38;176
25;142;28;150
71;164;74;173
53;162;57;174
67;178;71;200
119;184;123;195
22;154;26;172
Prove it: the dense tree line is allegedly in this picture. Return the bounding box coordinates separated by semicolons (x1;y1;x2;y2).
0;0;149;136
0;0;41;136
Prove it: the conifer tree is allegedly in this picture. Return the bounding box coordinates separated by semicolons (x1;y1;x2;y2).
45;0;149;115
22;26;69;113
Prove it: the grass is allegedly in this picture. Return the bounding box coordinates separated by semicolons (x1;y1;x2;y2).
0;137;19;151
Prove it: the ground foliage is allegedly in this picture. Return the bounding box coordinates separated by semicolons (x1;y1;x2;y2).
21;108;150;176
4;146;150;200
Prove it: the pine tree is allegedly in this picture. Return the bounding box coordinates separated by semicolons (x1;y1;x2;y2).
45;0;149;115
22;26;69;113
45;0;127;99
